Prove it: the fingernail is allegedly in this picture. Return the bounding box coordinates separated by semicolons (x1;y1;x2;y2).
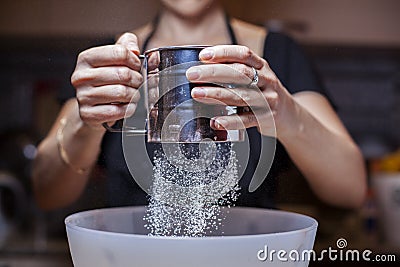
191;87;206;98
186;68;200;80
200;49;214;60
215;118;227;130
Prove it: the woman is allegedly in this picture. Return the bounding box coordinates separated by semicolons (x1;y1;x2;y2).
32;0;366;210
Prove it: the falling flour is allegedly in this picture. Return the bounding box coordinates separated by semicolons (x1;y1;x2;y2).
144;142;240;237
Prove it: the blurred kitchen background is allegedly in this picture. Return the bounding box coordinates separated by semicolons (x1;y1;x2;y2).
0;0;399;266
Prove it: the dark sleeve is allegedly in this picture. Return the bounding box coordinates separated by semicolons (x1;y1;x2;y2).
263;32;327;96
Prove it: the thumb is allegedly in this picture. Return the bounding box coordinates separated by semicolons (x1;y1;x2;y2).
116;32;140;54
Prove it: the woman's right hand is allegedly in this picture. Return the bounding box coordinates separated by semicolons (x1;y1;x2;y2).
71;33;143;130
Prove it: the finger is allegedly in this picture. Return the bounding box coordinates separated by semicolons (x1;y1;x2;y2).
199;45;264;69
191;86;266;107
211;112;258;130
147;83;159;110
72;66;143;88
115;32;140;54
77;45;141;71
212;111;275;134
145;71;159;94
79;102;137;125
77;85;140;106
187;63;255;85
146;52;160;71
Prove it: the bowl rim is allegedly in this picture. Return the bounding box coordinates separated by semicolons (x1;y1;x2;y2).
65;206;318;240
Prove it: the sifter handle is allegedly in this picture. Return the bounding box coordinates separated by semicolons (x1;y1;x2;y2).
102;120;147;135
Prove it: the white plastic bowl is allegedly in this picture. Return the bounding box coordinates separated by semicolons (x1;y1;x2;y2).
65;206;317;267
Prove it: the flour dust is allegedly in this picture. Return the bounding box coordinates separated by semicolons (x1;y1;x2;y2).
144;142;240;237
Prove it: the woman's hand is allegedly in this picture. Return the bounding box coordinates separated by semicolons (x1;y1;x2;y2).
71;33;143;130
186;45;367;208
186;45;295;138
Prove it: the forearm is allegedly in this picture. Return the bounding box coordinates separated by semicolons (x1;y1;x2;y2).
33;34;143;210
278;93;367;208
32;99;105;210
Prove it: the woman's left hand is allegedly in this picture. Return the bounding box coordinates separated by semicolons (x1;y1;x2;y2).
186;45;295;137
185;45;367;208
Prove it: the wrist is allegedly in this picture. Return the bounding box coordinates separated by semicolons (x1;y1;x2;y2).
56;111;105;173
67;98;108;137
57;118;88;174
77;120;107;138
70;109;107;138
273;95;304;144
